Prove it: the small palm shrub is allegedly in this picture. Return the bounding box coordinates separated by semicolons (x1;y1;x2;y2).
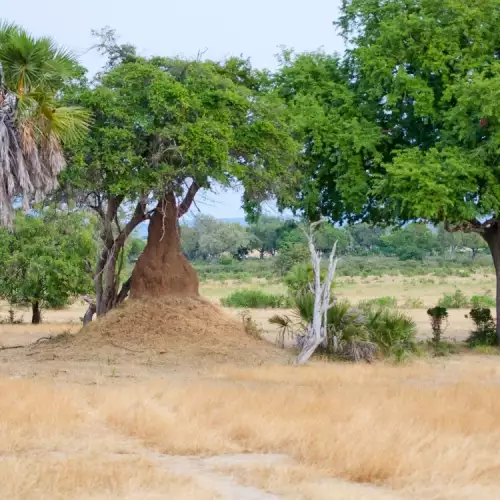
365;308;418;361
272;291;416;362
221;290;293;308
467;308;497;347
284;262;330;295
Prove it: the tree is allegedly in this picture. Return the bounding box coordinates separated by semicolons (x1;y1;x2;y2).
249;216;283;258
127;236;146;264
196;216;251;260
0;23;89;226
347;224;384;255
380;224;437;261
0;211;96;323
277;2;500;339
459;232;488;261
63;33;298;317
314;224;351;255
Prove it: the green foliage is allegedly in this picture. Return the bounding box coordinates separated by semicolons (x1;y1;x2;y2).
380;224;437;261
249;216;284;257
467;308;497;347
291;292;416;360
0;211;96;320
274;242;310;275
427;306;449;344
127;237;146;264
438;290;469;309
358;296;398;309
470;295;495;309
63;51;298;222
365;308;418;360
221;290;292;309
283;262;331;296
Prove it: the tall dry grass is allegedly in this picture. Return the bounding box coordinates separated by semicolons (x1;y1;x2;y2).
2;358;500;499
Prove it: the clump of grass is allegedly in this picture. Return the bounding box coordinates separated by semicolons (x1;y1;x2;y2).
239;311;263;339
221;290;293;309
358;296;398;309
0;308;23;324
470;295;495;308
438;289;469;308
403;297;425;309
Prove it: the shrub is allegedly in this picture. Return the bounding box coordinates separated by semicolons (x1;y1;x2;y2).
467;308;497;347
403;297;425;308
365;308;418;360
358;296;398;310
438;289;469;308
218;255;235;266
284;262;330;295
221;290;292;308
427;306;449;344
470;295;495;308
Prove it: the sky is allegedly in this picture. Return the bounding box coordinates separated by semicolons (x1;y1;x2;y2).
3;0;344;218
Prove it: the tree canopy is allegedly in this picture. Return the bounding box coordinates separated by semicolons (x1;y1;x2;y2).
0;210;96;323
61;33;299;315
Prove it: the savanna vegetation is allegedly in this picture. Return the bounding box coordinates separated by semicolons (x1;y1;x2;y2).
0;0;500;498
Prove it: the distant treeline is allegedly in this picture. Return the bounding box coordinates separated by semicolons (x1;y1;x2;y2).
180;215;488;264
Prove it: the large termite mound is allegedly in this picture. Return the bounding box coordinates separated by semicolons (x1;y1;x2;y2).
130;192;199;299
22;296;290;366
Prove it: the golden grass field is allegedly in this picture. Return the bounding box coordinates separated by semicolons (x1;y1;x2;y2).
1;273;500;499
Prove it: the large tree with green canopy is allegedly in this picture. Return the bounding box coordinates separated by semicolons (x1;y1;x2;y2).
276;0;500;339
63;33;299;317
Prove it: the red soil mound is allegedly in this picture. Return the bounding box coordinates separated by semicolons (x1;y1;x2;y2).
23;296;290;366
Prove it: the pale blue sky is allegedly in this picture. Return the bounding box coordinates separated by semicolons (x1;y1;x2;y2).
4;0;343;218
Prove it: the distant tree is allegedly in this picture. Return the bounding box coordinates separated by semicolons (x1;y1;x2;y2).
314;225;351;255
180;224;200;260
459;232;488;261
0;211;96;323
127;237;146;264
347;224;384;255
380;224;437;261
249;216;283;258
198;218;251;259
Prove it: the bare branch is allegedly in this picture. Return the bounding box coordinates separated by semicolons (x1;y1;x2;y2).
178;181;200;218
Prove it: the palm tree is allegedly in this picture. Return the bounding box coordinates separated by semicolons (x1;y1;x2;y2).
0;22;89;226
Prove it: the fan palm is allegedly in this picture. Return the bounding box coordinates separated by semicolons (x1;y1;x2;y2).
0;22;89;226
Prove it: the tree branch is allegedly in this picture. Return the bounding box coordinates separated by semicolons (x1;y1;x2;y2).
178;181;200;218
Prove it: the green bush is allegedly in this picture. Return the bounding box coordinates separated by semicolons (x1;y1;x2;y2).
218;255;236;266
365;308;418;360
221;290;293;308
438;289;469;308
358;296;398;309
470;295;495;308
467;308;497;347
427;306;449;344
284;262;331;295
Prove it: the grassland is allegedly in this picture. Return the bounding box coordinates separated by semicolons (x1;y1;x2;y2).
0;270;499;499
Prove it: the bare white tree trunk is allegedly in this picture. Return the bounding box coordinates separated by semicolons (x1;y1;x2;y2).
295;220;338;365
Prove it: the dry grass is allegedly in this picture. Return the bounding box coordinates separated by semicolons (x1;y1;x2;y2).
1;357;500;499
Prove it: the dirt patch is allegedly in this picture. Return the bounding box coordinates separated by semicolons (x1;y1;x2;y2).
10;296;291;367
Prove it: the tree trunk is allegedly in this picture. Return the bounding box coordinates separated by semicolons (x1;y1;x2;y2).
31;301;41;324
130;192;199;299
259;248;265;259
481;224;500;343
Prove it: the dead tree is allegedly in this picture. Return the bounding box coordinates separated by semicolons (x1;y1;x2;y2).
295;220;338;365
